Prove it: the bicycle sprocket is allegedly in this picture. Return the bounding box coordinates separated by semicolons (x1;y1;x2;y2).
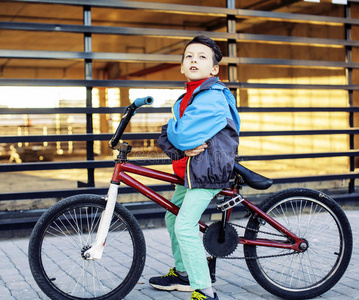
203;222;238;258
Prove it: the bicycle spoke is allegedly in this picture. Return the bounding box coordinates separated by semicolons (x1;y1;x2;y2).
63;209;85;245
244;188;353;300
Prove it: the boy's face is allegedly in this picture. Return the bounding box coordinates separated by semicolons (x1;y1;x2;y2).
181;43;219;82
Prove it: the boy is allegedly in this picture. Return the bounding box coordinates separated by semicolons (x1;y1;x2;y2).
150;35;240;300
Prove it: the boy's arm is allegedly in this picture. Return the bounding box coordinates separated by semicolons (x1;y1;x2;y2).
167;90;228;151
157;124;186;160
184;143;207;157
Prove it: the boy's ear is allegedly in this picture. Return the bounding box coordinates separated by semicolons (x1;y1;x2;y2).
180;64;185;74
211;65;219;76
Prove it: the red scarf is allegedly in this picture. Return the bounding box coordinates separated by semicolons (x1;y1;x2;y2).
173;78;208;179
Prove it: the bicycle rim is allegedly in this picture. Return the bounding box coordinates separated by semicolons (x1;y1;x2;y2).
244;189;352;299
35;201;141;299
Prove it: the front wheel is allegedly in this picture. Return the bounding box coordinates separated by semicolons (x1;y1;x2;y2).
28;194;146;300
244;188;352;300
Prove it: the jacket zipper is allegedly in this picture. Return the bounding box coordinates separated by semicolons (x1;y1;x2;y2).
186;157;192;189
171;104;177;121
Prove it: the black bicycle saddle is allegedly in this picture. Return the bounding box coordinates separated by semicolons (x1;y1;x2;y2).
233;162;273;190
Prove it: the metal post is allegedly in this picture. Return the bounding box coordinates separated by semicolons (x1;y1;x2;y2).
345;3;355;193
227;0;239;157
226;0;237;87
84;5;95;187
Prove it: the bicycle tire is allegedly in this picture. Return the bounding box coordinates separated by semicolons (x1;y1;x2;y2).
28;194;146;300
243;188;352;300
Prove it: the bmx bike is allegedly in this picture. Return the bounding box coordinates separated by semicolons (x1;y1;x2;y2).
28;96;353;300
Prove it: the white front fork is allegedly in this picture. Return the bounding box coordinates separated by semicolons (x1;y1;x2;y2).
84;184;119;260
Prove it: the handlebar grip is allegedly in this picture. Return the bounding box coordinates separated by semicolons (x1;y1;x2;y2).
108;96;154;149
133;96;154;108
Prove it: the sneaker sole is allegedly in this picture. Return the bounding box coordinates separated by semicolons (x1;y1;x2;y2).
150;283;193;292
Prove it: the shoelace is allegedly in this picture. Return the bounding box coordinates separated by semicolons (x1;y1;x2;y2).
162;268;178;278
191;290;207;300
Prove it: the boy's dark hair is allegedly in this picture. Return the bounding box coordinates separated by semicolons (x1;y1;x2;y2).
182;35;223;65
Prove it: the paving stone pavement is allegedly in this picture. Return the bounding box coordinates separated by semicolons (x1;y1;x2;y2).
0;209;358;300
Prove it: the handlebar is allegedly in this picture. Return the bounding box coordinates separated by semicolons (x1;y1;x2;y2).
134;96;154;108
108;96;154;149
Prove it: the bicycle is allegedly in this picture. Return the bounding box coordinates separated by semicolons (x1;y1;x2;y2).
28;96;353;300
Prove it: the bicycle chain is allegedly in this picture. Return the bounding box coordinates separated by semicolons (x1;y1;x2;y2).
223;249;297;260
220;222;298;260
231;221;287;238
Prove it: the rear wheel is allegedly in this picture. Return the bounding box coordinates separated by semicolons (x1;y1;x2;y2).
28;194;146;300
244;188;352;299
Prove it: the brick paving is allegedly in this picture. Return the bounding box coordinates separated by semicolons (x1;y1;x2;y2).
0;209;358;300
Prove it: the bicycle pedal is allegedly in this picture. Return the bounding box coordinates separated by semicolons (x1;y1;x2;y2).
217;194;244;212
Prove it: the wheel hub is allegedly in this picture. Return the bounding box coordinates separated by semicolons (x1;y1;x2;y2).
298;239;309;252
81;245;92;259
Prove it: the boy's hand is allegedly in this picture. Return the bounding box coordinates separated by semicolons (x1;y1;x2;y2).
185;143;207;157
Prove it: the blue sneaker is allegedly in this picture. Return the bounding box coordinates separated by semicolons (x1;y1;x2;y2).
191;289;219;300
149;268;193;291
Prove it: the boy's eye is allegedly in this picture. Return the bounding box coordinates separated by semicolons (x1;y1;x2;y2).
200;55;207;59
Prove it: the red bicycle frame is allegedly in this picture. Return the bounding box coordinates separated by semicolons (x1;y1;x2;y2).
111;160;307;253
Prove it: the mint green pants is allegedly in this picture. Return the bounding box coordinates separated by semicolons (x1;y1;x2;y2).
165;185;221;290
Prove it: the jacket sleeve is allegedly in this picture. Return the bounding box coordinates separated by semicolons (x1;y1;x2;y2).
167;89;228;151
157;124;186;161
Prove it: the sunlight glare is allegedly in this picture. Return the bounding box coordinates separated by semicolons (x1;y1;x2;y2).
129;88;183;107
0;87;86;108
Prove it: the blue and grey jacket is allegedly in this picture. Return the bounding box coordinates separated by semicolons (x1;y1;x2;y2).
158;77;240;189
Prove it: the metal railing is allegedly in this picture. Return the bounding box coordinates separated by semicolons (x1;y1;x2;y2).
0;0;359;206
